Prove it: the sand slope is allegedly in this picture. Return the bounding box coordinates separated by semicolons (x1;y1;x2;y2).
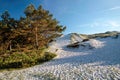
0;34;120;80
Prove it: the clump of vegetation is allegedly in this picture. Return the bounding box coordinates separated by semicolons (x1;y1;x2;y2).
0;49;56;69
0;4;66;69
67;42;80;48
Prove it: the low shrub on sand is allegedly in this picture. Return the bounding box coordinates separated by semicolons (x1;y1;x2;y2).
0;49;56;69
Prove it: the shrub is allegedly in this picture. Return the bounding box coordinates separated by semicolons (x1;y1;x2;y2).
0;49;56;70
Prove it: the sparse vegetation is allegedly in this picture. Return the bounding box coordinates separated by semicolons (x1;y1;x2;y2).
78;31;120;39
87;31;120;39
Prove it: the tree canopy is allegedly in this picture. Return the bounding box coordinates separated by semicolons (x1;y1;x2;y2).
0;4;66;51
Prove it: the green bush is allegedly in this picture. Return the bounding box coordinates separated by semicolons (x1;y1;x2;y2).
0;49;56;70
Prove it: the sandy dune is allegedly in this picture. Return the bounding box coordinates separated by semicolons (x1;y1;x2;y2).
0;34;120;80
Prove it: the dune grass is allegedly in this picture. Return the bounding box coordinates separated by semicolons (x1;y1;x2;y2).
80;31;120;39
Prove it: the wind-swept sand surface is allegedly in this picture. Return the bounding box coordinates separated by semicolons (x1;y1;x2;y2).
0;34;120;80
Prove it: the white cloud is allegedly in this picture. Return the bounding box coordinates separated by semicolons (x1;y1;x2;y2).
79;21;120;28
107;21;120;27
108;6;120;11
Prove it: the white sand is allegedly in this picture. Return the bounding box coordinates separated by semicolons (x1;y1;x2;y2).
0;34;120;80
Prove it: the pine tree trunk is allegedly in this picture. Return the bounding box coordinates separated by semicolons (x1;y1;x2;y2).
35;26;38;49
9;43;12;51
7;40;12;51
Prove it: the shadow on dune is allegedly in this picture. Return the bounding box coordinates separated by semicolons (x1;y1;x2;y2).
47;37;120;66
49;49;120;66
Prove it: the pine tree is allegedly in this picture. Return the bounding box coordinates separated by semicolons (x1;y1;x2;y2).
0;11;18;50
0;4;66;51
24;4;66;49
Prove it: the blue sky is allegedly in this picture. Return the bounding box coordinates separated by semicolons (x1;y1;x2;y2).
0;0;120;34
